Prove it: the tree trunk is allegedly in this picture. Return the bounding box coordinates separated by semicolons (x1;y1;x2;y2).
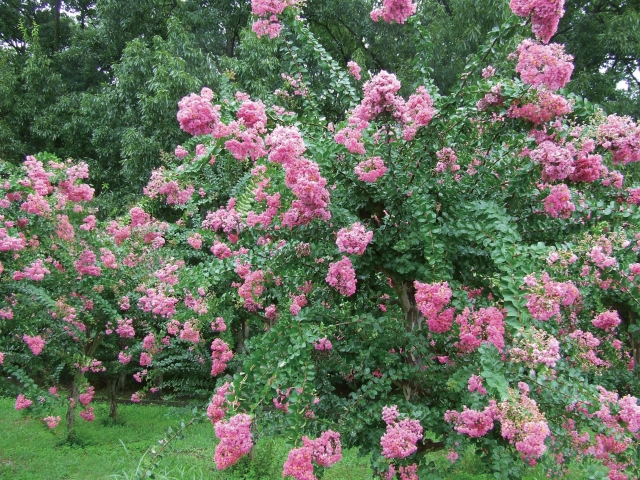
65;370;84;441
107;376;118;421
393;280;423;401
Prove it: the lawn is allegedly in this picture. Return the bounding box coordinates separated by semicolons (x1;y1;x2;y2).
0;396;606;479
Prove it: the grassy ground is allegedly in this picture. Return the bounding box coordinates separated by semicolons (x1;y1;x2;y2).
0;396;372;480
0;396;605;479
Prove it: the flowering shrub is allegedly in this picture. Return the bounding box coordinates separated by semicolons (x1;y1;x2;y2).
3;0;640;478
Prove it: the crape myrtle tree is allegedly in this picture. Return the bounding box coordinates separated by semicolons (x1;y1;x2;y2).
2;0;640;478
141;0;640;478
0;156;234;438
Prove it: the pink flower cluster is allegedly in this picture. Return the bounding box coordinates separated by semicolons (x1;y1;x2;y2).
313;337;332;351
515;40;573;91
543;184;575;219
0;227;26;252
568;329;609;368
252;1;287;38
235;262;265;311
456;307;505;353
79;386;95;406
499;391;550;460
435;147;460;175
211;338;233;376
508;89;571;124
15;394;33;410
370;0;417;24
214;414;253;469
509;0;565;44
510;327;560;368
335;222;373;255
116;318;135;338
402;86;436;141
468;375;487;395
354;157;387;182
138;287;178;318
143;169;195;205
211;317;227;332
414;281;454;333
43;415;61;429
380;406;423;459
326;256;357;296
524;271;581;321
180;320;201;342
23;334;45;355
347;61;361;80
118;351;132;365
335;72;435;154
74;249;101;277
14;259;50;282
445;401;498;437
79;406;95;422
282;430;342;480
592;310;621;331
207;382;232;425
597;114;640;165
264;126;332;227
177;87;220;136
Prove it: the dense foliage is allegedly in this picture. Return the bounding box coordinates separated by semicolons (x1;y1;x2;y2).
2;0;640;479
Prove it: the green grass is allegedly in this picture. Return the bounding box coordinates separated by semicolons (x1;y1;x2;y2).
0;397;606;479
0;397;372;480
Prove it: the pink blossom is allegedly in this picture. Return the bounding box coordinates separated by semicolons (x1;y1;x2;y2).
326;256;357;296
131;392;143;403
380;408;423;459
74;249;101;277
282;430;342;479
55;214;75;240
347;60;361;80
592;310;621;331
177;87;221;136
139;352;153;367
79;386;95;406
508;89;571;124
510;0;565;44
118;351;132;365
180;321;201;342
21;259;50;281
543;184;575;219
15;394;33;410
115;318;135;338
370;0;417;24
335;222;373;255
43;415;61;429
515;40;573;91
23;334;45;355
214;414;253;469
444;401;498;437
207;382;232;425
211;317;227;332
529;141;575;181
188;233;203;250
314;338;332;351
456;307;505;353
402;86;436;140
211;338;233;376
468;375;487;395
354;157;387;182
597;114;640;165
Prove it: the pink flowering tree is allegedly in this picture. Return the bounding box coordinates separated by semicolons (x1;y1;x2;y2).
4;0;640;478
135;0;640;476
0;155;234;439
